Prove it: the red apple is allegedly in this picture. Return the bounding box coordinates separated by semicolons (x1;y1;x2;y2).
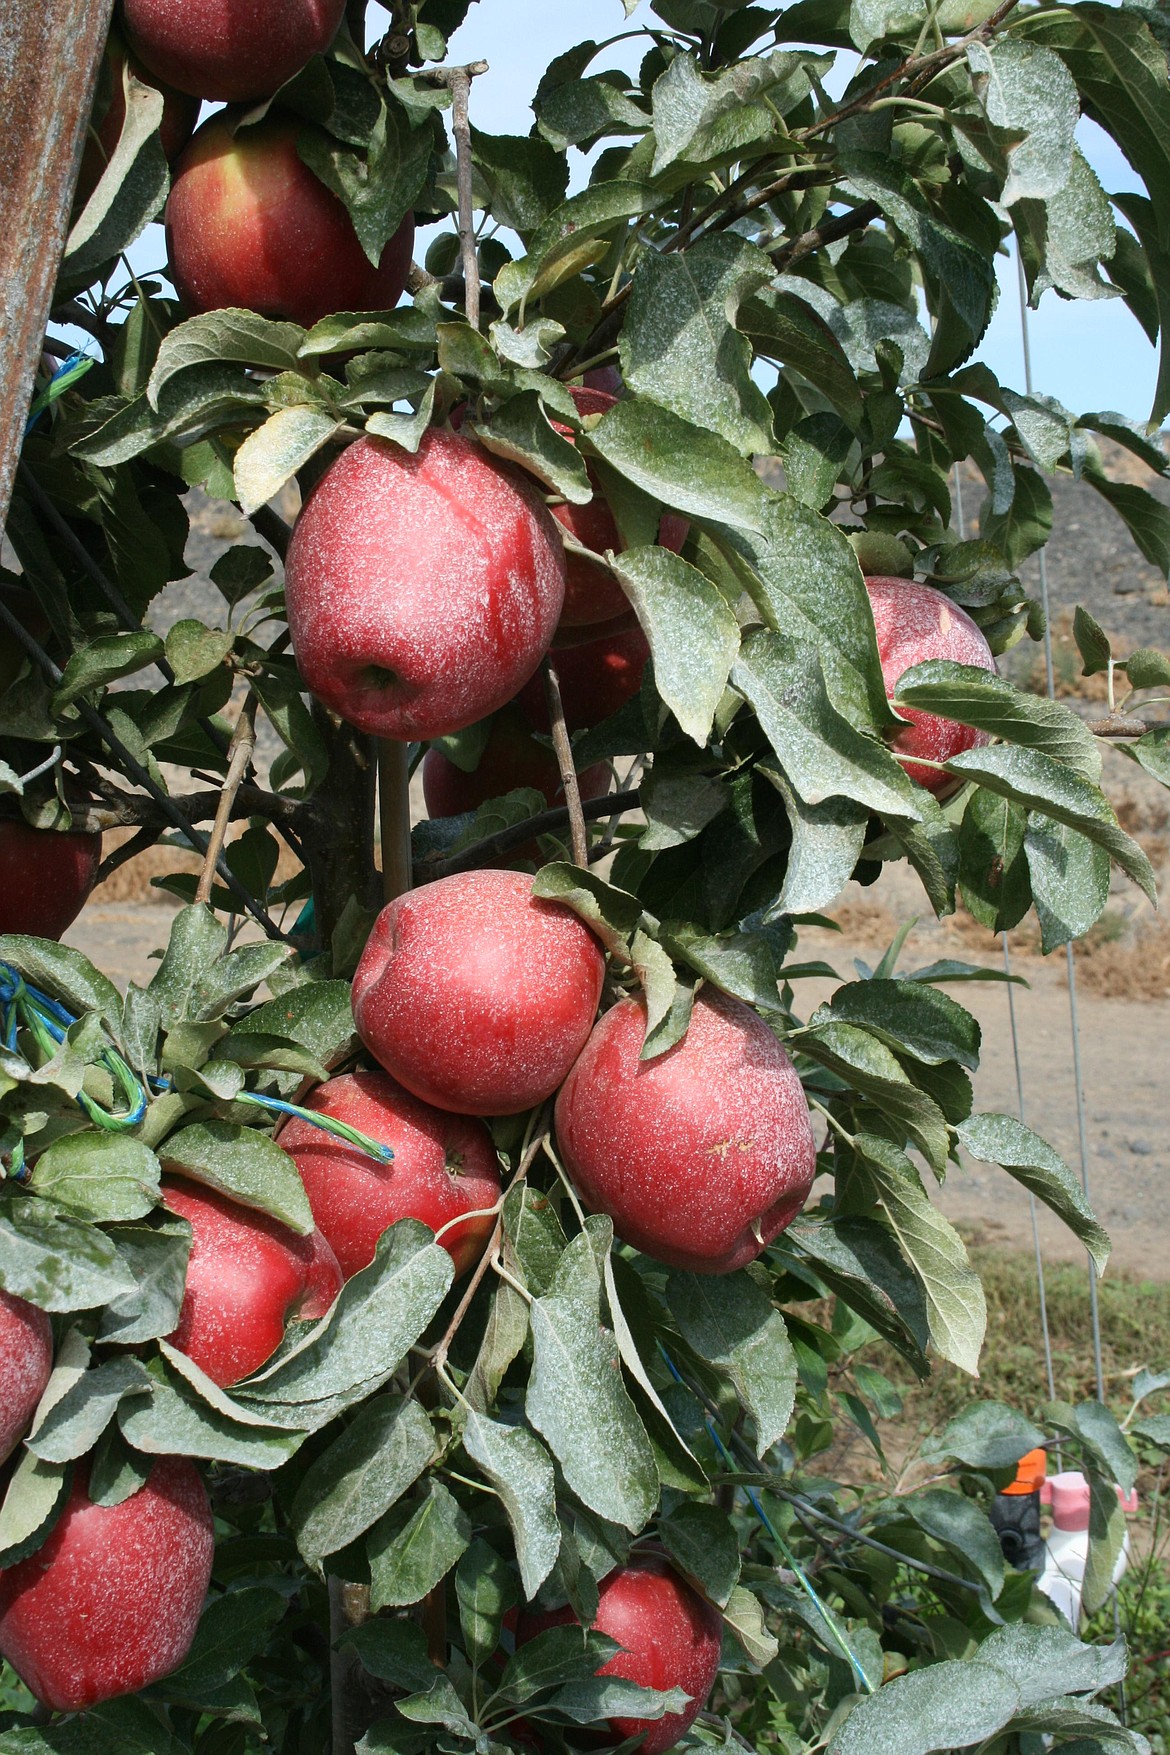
285;428;566;741
517;625;650;734
0;1457;213;1711
517;1554;724;1755
0;821;102;941
581;364;624;398
866;574;995;795
551;388;688;629
556;988;816;1274
122;0;347;103
167;116;415;330
352;870;606;1116
422;706;610;820
0;1292;52;1466
76;29;199;208
279;1071;503;1278
161;1177;343;1386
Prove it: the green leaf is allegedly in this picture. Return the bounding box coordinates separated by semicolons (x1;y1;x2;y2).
640;769;729;852
222;981;358;1069
667;1268;797;1456
233;406;342;516
27;1359;151;1464
161;1120;313;1235
118;1363;304;1467
298;100;432;266
1084;457;1170;576
526;1232;658;1531
761;763;868;914
0;1450;69;1568
958;1113;1109;1272
852;1134;986;1374
966;37;1080;206
957;787;1032;935
0;939;122;1033
160;1585;286;1698
148;310;306;405
99;1217;190;1344
741;288;863;429
0;1693;191;1752
465;1279;529;1412
732;628;924;819
462;1409;561;1599
470;125;569;234
895;661;1101;781
658;1502;741;1606
828;979;981;1071
0;1196;137;1311
494;182;656;314
1126;646;1170;688
51;629;163;711
828;1657;1020;1754
619;234;775;455
803;1021;951;1171
1027;149;1119;302
722;1583;780;1665
608;546;741;746
1073;605;1112;675
1112;192;1170;423
62;73;168;281
164;619;233;686
871;1487;1004;1599
1128;725;1170;785
587;395;767;531
473;390;592;503
290;1395;435;1567
457;1538;517;1667
784;1216;931;1371
235;1221;453;1429
30;1135;160;1223
945;744;1157;903
921;1401;1046;1469
1024;815;1111;952
368;1480;471;1610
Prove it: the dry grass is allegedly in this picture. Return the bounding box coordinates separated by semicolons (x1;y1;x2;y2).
94;826;301;906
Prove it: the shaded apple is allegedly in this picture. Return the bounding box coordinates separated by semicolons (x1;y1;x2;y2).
422;706;610;821
280;1070;503;1278
0;1291;52;1466
76;28;199;209
550;387;688;629
122;0;347;103
0;583;50;695
166;115;415;329
0;821;102;941
161;1178;342;1386
517;1553;724;1755
352;869;605;1116
285;428;566;741
866;574;995;795
556;987;816;1274
0;1457;213;1711
517;624;650;734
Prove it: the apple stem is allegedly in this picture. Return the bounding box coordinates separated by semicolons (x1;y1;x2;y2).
195;695;257;906
540;657;589;866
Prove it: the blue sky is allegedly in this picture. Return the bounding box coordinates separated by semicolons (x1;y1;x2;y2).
97;1;1161;431
369;0;1162;428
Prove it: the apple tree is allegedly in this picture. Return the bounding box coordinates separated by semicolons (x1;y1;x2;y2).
2;0;1170;1750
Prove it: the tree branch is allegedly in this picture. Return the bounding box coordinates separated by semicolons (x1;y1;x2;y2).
423;62;488;333
423;789;641;881
541;658;589;868
195;695;258;905
771;199;880;270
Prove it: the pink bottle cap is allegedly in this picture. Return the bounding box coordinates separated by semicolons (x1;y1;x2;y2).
1043;1470;1138;1529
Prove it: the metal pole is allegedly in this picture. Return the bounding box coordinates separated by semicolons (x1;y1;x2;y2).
0;0;116;528
1014;245;1105;1402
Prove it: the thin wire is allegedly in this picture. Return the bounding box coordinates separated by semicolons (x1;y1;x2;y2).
1014;244;1105;1402
953;459;1058;1401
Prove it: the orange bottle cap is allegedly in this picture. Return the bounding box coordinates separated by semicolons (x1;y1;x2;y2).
1002;1447;1048;1496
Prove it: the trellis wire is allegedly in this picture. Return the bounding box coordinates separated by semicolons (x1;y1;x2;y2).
952;460;1058;1404
1014;244;1105;1404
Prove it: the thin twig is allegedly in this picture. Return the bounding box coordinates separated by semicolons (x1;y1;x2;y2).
195;695;258;905
0;600;289;940
423;63;488;332
425;788;640;881
541;658;588;867
771;200;880;270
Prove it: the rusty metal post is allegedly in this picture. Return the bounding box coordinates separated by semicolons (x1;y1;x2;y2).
0;0;115;527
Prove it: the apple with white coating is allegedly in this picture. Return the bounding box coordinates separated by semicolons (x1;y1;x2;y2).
865;574;995;795
285;429;566;741
279;1070;503;1278
555;987;817;1273
352;869;606;1116
162;1178;343;1386
422;706;610;821
0;1457;213;1711
0;1291;52;1465
517;624;650;734
122;0;347;103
